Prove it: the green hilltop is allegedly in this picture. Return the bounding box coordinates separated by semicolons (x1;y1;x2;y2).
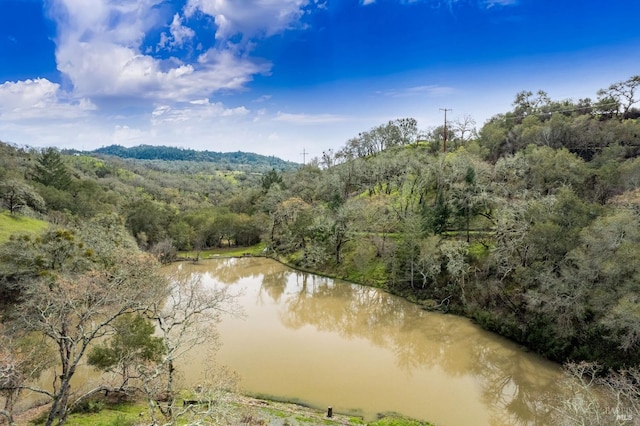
80;144;300;173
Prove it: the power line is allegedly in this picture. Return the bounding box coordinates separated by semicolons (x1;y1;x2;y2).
509;101;621;119
300;148;308;165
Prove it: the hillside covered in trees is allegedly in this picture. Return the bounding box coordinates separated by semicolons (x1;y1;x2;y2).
81;144;300;173
1;75;640;375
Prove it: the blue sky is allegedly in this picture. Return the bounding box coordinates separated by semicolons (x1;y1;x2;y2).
0;0;638;162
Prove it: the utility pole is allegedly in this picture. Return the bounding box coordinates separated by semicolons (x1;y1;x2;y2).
439;108;452;153
300;148;307;165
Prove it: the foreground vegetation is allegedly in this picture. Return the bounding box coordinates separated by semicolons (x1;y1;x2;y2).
27;395;433;426
1;75;640;424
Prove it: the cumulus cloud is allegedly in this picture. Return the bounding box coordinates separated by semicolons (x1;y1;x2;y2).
184;0;311;41
0;78;95;120
158;13;196;50
46;0;272;102
0;0;316;127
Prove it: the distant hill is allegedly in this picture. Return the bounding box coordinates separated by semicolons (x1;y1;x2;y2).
80;145;300;171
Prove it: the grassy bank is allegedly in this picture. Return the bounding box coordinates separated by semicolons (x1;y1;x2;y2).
22;395;434;426
177;243;266;260
0;211;49;243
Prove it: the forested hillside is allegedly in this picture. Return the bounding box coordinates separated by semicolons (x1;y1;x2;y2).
1;75;640;372
83;144;299;173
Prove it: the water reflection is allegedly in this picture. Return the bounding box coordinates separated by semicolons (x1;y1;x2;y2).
172;258;562;426
471;341;557;425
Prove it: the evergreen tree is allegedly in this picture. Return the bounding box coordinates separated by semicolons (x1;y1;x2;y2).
32;147;72;190
261;168;285;192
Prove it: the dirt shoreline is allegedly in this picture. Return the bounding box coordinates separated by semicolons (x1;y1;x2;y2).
235;394;363;425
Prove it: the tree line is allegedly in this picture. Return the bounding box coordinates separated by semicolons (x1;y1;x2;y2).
86;144;299;173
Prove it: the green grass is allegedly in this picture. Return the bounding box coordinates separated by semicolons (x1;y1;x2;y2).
0;211;49;243
468;241;492;260
369;417;435;426
178;243;266;259
39;397;434;426
30;401;148;426
66;403;147;426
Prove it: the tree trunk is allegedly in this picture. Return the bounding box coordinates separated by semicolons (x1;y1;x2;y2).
1;407;15;426
165;359;176;421
466;206;470;243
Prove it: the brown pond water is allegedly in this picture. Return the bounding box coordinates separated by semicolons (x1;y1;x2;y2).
171;257;563;426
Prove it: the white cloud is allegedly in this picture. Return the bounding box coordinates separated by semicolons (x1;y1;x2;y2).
47;0;272;102
378;85;456;98
0;96;366;162
58;32;259;102
151;100;250;125
253;95;272;103
1;78;59;110
185;0;311;41
483;0;518;7
0;78;95;120
0;0;317;140
359;0;518;8
112;125;150;146
189;98;210;105
314;0;328;10
50;0;162;46
274;112;347;124
158;13;196;50
0;0;359;161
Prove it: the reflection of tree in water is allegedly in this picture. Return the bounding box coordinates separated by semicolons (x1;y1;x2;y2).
272;265;562;425
276;271;487;376
470;339;561;425
173;258;273;286
258;267;290;303
207;257;269;285
178;258;563;425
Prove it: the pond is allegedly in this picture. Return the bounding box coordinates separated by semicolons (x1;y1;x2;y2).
171;257;563;426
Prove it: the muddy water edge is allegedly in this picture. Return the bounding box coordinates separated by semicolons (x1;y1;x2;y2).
170;257;563;426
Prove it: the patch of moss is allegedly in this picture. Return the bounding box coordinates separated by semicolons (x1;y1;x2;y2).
47;401;148;426
467;241;491;261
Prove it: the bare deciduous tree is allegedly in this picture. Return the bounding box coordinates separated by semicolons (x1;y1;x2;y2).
139;269;242;425
18;251;167;426
0;220;168;426
452;114;477;143
548;362;640;426
597;75;640;117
